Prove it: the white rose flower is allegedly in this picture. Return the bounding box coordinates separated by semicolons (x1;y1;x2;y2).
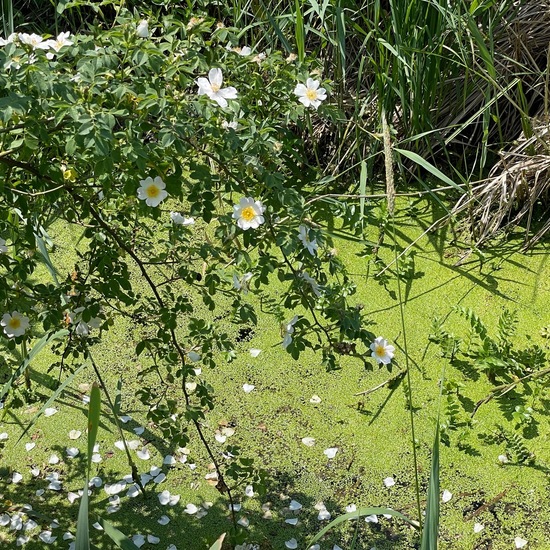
137;176;168;207
370;337;395;365
1;311;30;338
197;68;238;108
294;78;327;109
232;197;265;230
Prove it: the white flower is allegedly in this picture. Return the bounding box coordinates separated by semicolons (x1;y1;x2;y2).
294;78;327;109
0;238;7;253
233;272;253;293
170;212;195;225
137;176;168;207
197;68;238;108
1;311;30;338
18;33;44;49
282;315;299;349
38;32;73;59
232;197;265;230
515;537;528;549
239;46;252;56
370;336;395;365
298;225;319;255
300;271;321;296
0;33;17;46
136;20;149;38
221;120;238;131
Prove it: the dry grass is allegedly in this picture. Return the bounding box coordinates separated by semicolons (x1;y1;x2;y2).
453;118;550;247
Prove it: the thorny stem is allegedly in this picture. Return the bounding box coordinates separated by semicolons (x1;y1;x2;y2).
68;191;238;527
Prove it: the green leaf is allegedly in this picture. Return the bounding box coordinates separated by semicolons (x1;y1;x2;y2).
0;329;69;403
75;475;90;550
87;383;101;471
209;533;226;550
35;230;60;286
305;507;418;548
394;148;463;192
421;419;440;550
359;159;367;229
98;518;138;549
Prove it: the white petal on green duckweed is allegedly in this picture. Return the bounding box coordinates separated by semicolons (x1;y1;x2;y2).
91;453;102;463
137;448;150;460
66;447;79;458
515;537;528;548
474;523;484;533
63;532;74;540
150;466;161;477
167;546;177;550
346;504;357;513
38;531;56;543
31;468;40;477
48;454;60;464
68;430;81;440
442;489;453;503
147;535;160;544
105;482;127;495
237;516;249;528
285;539;298;549
365;514;378;523
16;535;29;546
383;477;396;487
67;492;79;504
119;415;132;423
309;395;322;404
36;489;45;496
289;500;302;511
114;441;125;450
134;427;145;435
44;408;58;417
12;472;23;483
25;443;35;452
285;518;298;525
132;534;145;548
92;522;103;530
158;515;170;525
242;384;255;393
0;433;8;440
245;485;254;497
127;440;141;450
184;503;198;515
163;455;176;465
230;503;241;512
154;473;166;484
318;509;331;521
249;349;262;357
301;437;315;447
324;447;338;459
126;484;140;498
89;476;102;487
0;514;10;526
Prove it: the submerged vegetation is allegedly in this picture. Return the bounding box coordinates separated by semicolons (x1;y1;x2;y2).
0;0;549;549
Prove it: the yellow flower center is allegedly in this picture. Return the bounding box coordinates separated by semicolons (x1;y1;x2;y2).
306;89;318;101
375;345;386;356
241;206;256;221
211;83;221;93
146;185;160;198
9;318;21;330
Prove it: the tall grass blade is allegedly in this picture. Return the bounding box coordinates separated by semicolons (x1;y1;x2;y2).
420;416;441;549
209;533;226;550
98;518;138;549
359;159;367;229
1;0;13;37
394;148;462;192
0;329;69;403
75;383;101;550
294;0;304;63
